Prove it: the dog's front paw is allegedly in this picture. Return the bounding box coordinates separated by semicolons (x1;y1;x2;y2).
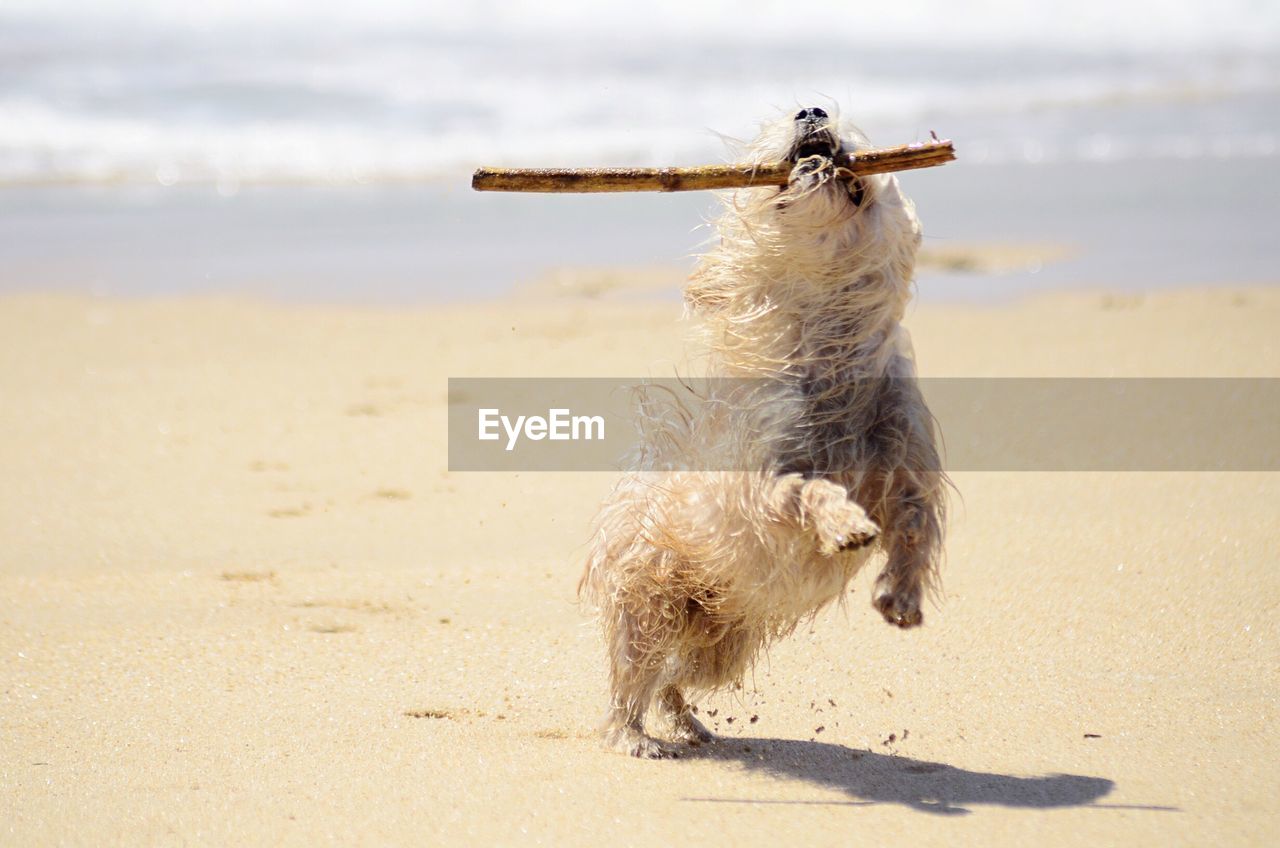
797;478;880;556
818;499;880;556
872;575;923;628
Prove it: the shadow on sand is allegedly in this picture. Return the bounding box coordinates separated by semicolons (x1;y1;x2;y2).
681;737;1177;816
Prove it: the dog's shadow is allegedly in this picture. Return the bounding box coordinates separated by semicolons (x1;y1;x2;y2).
681;737;1174;816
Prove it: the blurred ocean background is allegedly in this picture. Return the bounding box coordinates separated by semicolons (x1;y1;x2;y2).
2;0;1278;302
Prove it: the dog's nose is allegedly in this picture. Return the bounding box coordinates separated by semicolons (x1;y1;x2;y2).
794;107;829;123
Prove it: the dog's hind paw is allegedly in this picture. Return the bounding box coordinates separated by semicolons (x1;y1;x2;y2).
872;577;924;629
607;726;681;760
629;736;681;760
671;713;715;746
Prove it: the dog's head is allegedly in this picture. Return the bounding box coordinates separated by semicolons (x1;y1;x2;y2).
688;104;920;314
744;106;872;213
786;106;842;162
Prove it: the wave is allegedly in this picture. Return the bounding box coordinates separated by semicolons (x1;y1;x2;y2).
8;0;1280;50
2;2;1278;185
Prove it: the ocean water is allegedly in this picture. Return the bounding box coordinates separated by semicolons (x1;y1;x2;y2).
1;1;1278;301
3;0;1278;185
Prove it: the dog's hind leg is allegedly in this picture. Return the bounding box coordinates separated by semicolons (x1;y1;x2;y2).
601;605;681;759
658;685;714;746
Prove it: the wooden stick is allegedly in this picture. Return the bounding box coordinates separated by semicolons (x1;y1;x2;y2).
471;140;954;193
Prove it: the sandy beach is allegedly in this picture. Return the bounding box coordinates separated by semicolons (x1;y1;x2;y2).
1;285;1277;845
4;2;1278;843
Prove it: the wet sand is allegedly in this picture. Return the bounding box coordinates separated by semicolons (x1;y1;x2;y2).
4;152;1279;306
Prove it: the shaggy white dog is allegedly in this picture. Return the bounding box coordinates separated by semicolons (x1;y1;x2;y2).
579;106;948;758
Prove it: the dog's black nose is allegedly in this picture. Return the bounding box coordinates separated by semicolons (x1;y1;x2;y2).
795;107;829;122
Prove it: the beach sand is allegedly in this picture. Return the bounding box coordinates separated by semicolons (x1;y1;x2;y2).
1;286;1277;845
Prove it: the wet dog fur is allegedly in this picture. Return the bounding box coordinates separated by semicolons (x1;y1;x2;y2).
579;106;948;758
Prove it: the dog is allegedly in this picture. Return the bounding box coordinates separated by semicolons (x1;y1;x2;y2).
578;106;948;758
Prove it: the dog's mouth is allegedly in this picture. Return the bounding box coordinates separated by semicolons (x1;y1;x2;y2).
788;106;841;163
790;135;839;161
780;106;866;208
